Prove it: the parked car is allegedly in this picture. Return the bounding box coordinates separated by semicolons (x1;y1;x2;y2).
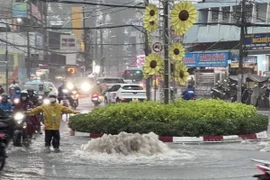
104;84;147;104
96;77;125;92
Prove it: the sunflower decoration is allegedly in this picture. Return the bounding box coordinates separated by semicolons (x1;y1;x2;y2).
143;53;164;76
174;61;189;85
143;4;159;21
170;1;198;35
143;4;159;32
143;19;158;32
169;43;185;62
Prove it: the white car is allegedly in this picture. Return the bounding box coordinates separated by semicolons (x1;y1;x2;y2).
104;84;147;103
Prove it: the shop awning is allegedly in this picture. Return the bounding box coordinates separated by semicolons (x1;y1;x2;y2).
229;75;238;82
246;74;269;83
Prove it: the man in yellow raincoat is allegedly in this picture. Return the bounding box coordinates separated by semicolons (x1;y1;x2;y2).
26;92;78;153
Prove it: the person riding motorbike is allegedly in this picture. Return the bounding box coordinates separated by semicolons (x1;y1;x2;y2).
37;84;45;96
27;89;39;106
0;85;4;95
44;89;51;98
0;93;13;116
9;80;19;89
182;85;196;100
13;91;40;136
92;81;103;95
11;87;21;103
58;81;66;103
26;92;78;153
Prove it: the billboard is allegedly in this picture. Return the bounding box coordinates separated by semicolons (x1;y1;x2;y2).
244;33;270;49
71;7;82;45
183;52;229;67
12;2;28;18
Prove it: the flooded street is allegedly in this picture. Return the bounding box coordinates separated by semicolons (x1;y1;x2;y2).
1;99;270;180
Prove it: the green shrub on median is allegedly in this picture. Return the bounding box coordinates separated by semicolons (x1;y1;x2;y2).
69;99;268;136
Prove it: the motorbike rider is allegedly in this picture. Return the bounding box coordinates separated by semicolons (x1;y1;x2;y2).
0;85;4;95
0;93;13;116
37;84;45;96
27;89;39;106
182;85;196;100
11;87;21;103
13;91;40;136
58;81;66;103
9;80;19;89
92;81;103;95
26;92;78;153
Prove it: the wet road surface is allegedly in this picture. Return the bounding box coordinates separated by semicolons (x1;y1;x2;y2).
1;98;270;180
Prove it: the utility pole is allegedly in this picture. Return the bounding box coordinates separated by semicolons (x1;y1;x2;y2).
27;27;31;79
83;7;87;73
100;27;104;76
163;0;170;104
237;0;247;102
5;22;8;92
144;0;151;100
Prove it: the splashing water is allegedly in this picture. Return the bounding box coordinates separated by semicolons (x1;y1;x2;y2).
74;132;193;164
81;132;169;156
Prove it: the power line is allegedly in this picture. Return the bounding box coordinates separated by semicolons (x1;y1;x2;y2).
42;0;145;9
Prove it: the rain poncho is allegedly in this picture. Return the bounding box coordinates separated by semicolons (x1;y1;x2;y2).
27;103;76;130
0;101;13;116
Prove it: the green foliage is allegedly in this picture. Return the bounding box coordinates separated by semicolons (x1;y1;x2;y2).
69;99;268;136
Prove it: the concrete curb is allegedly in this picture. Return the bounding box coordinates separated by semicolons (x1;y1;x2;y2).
69;130;268;143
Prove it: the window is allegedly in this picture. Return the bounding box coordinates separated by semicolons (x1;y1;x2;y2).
222;7;230;22
100;78;124;84
109;85;121;92
122;85;143;90
211;7;219;23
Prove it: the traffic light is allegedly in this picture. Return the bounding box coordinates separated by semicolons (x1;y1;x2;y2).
67;68;75;74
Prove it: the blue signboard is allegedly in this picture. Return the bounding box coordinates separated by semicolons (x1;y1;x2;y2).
12;3;27;18
244;33;270;49
183;52;229;67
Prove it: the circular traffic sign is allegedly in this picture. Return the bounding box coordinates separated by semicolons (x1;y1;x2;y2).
152;42;163;53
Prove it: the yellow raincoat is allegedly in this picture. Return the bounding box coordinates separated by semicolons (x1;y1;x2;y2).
27;103;76;130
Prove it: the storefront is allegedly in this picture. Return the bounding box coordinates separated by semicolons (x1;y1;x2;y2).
243;33;270;76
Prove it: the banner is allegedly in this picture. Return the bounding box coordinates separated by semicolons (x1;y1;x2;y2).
183;52;229;67
71;7;82;46
12;3;27;17
244;33;270;49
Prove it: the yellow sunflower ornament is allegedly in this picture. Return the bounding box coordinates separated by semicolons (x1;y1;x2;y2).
175;62;189;85
143;4;159;21
143;53;163;76
170;2;198;35
169;43;185;62
143;19;158;32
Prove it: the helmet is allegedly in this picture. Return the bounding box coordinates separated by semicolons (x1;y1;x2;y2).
21;90;28;96
48;92;57;98
1;93;8;98
96;81;100;85
27;89;34;93
44;89;51;93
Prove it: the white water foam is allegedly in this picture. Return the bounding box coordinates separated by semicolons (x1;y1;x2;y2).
74;132;194;164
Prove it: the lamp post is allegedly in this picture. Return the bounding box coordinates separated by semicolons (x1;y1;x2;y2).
5;21;8;92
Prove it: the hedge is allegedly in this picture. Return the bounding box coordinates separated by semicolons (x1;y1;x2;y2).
69;99;268;136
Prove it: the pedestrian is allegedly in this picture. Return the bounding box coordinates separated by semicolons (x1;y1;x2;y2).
26;92;78;153
251;83;265;107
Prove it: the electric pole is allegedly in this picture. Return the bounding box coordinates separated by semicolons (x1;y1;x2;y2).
237;0;247;102
163;0;170;104
144;0;151;100
100;27;104;76
5;23;8;92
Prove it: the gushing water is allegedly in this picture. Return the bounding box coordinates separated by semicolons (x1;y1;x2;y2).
81;132;169;156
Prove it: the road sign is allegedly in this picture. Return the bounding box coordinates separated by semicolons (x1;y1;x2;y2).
152;42;163;53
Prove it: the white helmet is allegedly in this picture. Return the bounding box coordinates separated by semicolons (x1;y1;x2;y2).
48;92;57;98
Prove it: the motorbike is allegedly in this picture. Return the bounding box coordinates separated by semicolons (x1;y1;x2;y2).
13;111;34;147
70;90;79;109
0;116;14;170
92;93;101;107
251;159;270;179
38;94;45;105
